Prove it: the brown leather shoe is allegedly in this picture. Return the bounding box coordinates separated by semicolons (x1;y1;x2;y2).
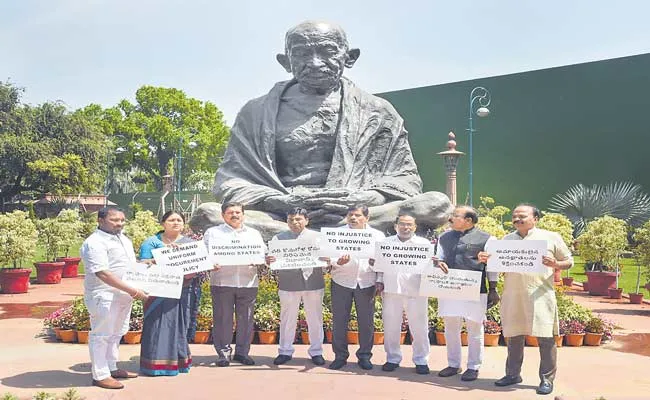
110;369;138;379
92;377;124;389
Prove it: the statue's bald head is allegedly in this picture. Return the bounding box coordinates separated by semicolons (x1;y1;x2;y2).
284;21;349;55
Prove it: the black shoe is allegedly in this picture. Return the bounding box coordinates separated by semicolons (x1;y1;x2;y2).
382;362;400;372
216;356;230;367
232;354;255;365
494;375;523;387
328;359;347;370
357;359;373;370
273;355;292;365
311;355;326;366
438;366;462;377
415;364;430;375
536;380;553;395
461;369;479;381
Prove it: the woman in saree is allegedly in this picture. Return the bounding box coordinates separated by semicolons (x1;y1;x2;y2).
138;210;200;376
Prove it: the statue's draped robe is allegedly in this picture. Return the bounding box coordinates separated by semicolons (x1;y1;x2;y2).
214;78;423;207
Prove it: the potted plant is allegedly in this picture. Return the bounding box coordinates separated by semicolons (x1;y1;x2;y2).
483;320;501;346
433;318;445;346
347;319;359;344
537;212;575;284
297;308;309;344
44;306;66;340
577;216;627;296
557;320;567;347
123;300;143;344
58;305;77;343
322;306;333;343
373;316;384;345
71;297;90;344
55;209;83;278
563;320;586;346
0;211;38;294
193;306;212;344
631;222;650;304
254;303;280;344
584;317;605;346
35;218;66;284
460;322;469;346
427;298;438;345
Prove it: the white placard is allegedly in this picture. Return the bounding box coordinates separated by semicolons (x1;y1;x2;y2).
318;228;376;258
209;236;265;266
485;240;547;274
122;262;184;299
151;241;213;274
419;269;482;301
268;238;327;270
372;241;434;274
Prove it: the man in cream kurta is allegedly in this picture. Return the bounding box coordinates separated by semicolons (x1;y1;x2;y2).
480;204;573;396
378;214;431;375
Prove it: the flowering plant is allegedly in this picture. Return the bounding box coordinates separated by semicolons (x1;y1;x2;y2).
297;308;308;332
322;306;333;330
254;303;280;331
483;320;502;334
563;320;585;335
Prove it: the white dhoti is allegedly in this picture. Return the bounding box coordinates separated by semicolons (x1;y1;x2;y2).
278;289;324;357
438;294;487;370
85;291;133;380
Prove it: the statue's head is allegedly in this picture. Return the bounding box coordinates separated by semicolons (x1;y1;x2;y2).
277;21;360;94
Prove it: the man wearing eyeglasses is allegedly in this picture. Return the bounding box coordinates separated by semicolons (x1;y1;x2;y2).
378;213;431;375
435;206;498;382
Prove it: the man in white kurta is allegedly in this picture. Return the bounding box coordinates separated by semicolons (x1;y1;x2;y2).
265;207;326;366
435;206;499;381
81;207;147;390
379;214;431;375
328;205;385;371
481;204;573;396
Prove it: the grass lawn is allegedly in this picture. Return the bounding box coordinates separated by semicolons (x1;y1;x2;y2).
568;255;649;295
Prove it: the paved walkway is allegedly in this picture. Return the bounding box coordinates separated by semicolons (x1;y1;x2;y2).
1;278;649;400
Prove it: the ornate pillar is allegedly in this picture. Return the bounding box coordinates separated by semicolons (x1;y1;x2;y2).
437;132;465;205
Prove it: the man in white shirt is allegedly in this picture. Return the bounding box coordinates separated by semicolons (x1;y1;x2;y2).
204;202;265;367
379;214;431;375
435;206;499;382
80;207;148;390
265;207;326;366
328;205;385;370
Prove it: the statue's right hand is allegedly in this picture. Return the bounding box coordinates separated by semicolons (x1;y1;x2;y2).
261;195;302;213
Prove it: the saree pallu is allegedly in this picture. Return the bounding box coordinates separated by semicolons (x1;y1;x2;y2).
140;284;193;376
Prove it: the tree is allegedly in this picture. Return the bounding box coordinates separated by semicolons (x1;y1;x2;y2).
0;81;108;206
103;85;230;191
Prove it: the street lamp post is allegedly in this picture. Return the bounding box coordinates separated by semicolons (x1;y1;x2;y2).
104;147;126;206
437;132;465;206
467;86;491;206
175;135;198;208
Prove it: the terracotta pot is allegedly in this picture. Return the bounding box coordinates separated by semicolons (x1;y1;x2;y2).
484;333;500;346
76;330;90;344
608;287;623;299
564;333;585;346
59;329;77;343
347;331;359;344
57;257;81;278
555;335;564;347
373;332;384;345
257;331;277;344
629;293;644;304
34;262;65;284
553;268;562;283
300;331;310;344
435;331;446;345
525;335;539;347
400;331;407;344
193;331;211;344
584;332;603;346
460;332;468;346
123;331;142;344
53;327;62;340
562;277;574;287
325;329;333;343
0;268;31;294
586;271;617;296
